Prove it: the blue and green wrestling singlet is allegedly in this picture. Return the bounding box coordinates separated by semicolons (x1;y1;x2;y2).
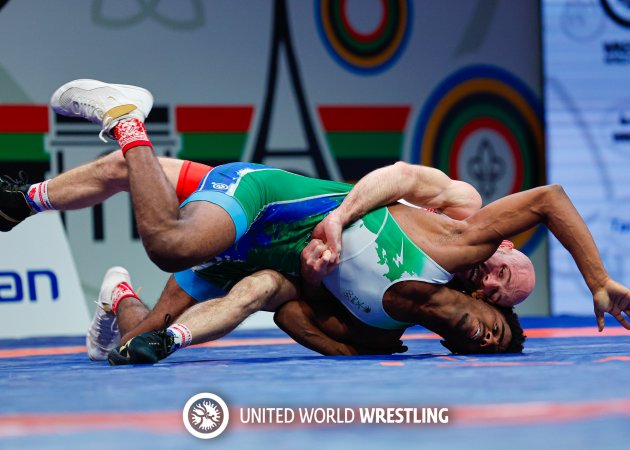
174;162;455;317
175;162;353;299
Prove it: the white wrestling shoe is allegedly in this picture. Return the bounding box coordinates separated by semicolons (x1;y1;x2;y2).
86;266;131;361
50;79;153;142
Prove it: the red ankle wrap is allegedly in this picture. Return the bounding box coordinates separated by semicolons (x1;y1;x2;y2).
113;118;154;155
111;282;142;315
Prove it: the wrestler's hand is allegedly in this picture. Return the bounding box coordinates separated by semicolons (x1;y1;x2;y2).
311;211;343;266
301;238;335;285
593;278;630;331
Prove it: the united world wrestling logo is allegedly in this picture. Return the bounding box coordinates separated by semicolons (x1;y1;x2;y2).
183;392;229;439
410;65;545;254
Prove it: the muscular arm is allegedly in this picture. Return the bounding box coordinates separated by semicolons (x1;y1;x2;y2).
274;300;361;356
461;185;605;288
274;287;407;356
311;162;481;266
333;161;482;221
460;185;630;329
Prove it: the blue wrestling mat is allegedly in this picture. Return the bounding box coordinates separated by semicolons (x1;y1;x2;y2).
1;315;629;450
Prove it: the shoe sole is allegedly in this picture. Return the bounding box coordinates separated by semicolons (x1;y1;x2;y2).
85;266;130;360
50;78;154;118
108;336;161;365
107;347;131;366
129;346;160;365
0;210;20;231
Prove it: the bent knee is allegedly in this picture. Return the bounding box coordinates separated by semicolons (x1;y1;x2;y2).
97;150;128;190
242;270;283;296
250;270;285;293
229;270;288;312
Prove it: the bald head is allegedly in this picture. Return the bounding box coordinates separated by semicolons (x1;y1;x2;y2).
456;240;536;307
492;241;536;307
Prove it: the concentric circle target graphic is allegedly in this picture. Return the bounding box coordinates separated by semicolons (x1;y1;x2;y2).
601;0;630;28
315;0;412;74
411;65;545;253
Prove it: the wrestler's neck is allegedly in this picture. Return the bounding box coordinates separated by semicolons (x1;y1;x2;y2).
388;203;486;273
383;282;465;332
412;294;470;335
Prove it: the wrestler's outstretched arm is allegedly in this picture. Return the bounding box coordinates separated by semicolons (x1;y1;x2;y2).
310;162;482;267
274;295;407;356
274;300;360;356
456;184;630;331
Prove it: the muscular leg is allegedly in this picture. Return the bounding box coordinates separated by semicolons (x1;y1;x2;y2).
1;147;207;232
47;80;231;266
113;270;296;351
117;275;196;344
112;270;299;364
174;270;298;345
124;147;236;272
46;150;185;210
76;155;209;360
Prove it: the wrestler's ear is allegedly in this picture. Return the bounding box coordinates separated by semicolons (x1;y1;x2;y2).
440;340;459;354
499;240;515;250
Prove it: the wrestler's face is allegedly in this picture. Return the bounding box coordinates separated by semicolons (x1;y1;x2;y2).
440;297;512;354
458;249;535;307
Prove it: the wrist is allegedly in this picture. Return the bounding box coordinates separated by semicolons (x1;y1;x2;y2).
587;274;610;294
329;208;353;228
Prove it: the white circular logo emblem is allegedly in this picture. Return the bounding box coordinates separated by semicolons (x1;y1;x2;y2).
183;392;229;439
211;182;229;190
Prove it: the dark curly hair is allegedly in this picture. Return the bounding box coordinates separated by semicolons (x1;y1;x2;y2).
440;306;527;354
497;305;526;353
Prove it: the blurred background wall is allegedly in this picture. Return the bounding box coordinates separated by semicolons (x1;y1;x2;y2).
0;0;562;336
543;0;630;315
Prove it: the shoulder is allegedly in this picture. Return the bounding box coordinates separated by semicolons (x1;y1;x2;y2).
387;280;470;305
386;280;438;302
383;281;444;322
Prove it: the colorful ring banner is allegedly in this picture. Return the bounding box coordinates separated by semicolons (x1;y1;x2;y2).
315;0;412;74
411;65;545;253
